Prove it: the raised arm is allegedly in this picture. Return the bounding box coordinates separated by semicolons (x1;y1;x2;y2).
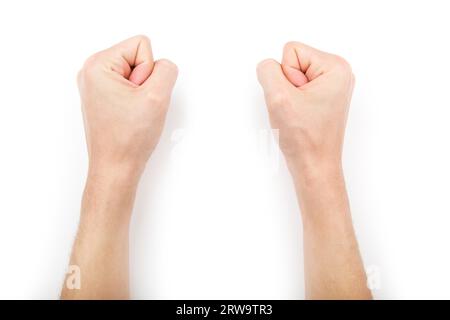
257;42;372;299
61;36;178;299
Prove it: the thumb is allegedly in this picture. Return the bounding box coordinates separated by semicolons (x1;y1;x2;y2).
256;59;293;96
281;65;308;87
129;62;153;85
142;59;178;97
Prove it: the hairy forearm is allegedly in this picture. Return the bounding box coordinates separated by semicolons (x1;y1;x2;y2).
290;162;372;300
61;167;139;299
62;35;176;300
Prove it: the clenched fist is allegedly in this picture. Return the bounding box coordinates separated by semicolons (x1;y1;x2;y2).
62;36;178;299
258;43;371;299
78;35;178;180
257;42;354;177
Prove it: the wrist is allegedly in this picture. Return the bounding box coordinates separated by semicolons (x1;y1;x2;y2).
287;155;351;223
286;154;343;186
87;160;144;187
80;164;141;230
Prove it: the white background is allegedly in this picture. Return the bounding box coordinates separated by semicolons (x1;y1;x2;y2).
0;0;449;299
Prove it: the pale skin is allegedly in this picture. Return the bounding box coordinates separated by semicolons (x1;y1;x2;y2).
61;35;177;299
257;42;372;299
62;36;371;299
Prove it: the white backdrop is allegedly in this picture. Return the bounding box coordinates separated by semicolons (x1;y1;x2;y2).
1;0;449;299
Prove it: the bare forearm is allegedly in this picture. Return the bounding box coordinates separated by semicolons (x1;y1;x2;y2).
257;41;372;299
291;163;372;299
62;36;176;300
61;168;138;299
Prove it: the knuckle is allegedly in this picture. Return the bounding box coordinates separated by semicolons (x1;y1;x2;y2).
267;91;291;108
283;41;299;51
158;59;178;74
81;53;102;77
134;34;151;44
84;52;100;67
146;92;166;106
332;55;352;72
257;59;276;72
